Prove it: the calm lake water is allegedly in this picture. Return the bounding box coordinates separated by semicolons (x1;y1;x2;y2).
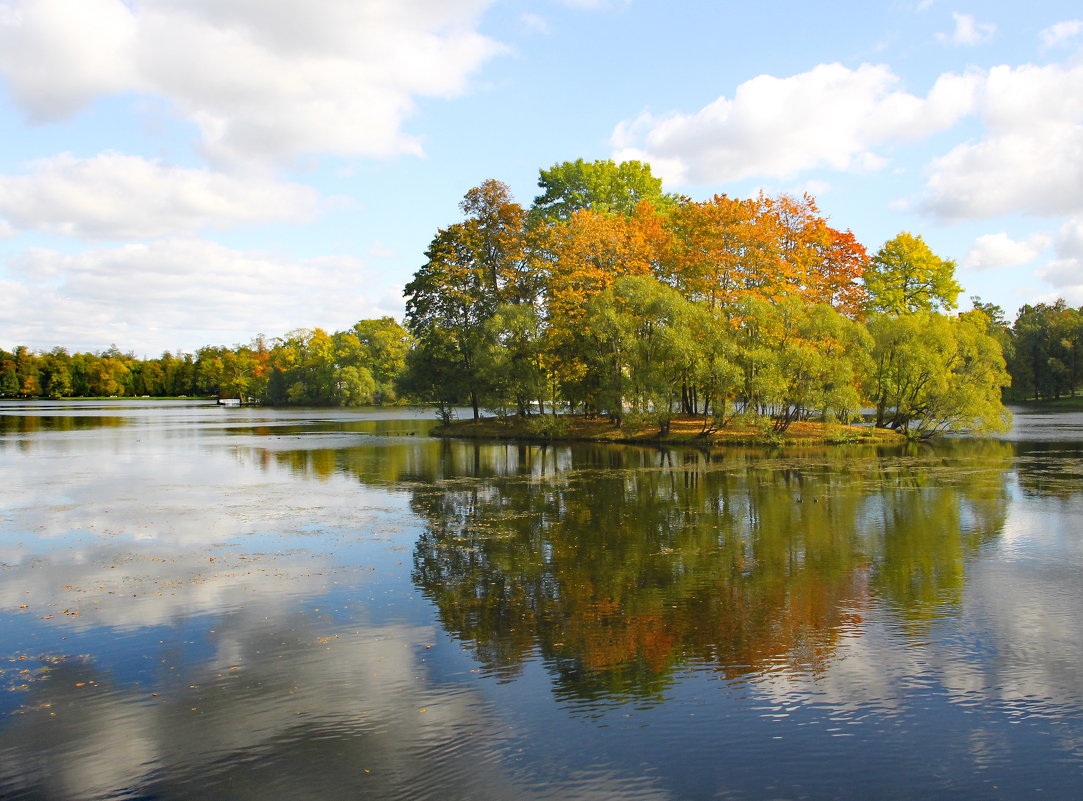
1;400;1081;800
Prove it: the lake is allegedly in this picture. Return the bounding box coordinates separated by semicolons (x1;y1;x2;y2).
1;400;1081;800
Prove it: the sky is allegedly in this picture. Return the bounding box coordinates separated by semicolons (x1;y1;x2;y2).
1;0;1082;356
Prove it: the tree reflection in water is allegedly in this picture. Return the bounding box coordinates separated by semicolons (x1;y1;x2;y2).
410;440;1013;706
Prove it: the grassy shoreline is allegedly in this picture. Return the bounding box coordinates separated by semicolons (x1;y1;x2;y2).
434;414;907;447
1009;395;1083;411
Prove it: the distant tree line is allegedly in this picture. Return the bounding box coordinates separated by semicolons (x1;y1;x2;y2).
1;317;410;407
988;299;1083;402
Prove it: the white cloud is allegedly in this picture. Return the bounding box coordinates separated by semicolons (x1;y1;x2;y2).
1055;217;1083;258
0;0;140;121
610;63;979;184
0;0;504;167
1040;19;1083;50
937;12;996;46
518;12;550;34
1;239;406;353
1036;218;1083;300
920;62;1083;221
962;232;1051;270
0;152;320;239
0;219;15;238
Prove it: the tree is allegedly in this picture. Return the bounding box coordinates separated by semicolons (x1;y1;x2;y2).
666;193;868;318
865;312;1011;437
864;232;961;314
583;276;703;433
40;348;73;398
477;303;550;417
335;365;376;406
403;225;498;420
1;361;18;397
666;194;759;312
539;204;670;411
693;310;742;429
531;159;672;223
459;180;536;304
351;317;412;403
731;296;868;430
1007;300;1083;400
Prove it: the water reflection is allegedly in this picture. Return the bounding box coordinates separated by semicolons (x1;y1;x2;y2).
410;442;1014;705
3;401;1083;799
1;612;520;801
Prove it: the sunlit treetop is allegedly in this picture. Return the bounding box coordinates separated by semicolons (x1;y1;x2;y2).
864;231;961;315
530;159;674;223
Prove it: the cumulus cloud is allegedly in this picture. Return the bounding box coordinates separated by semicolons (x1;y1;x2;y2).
1036;218;1083;302
0;0;140;120
1039;19;1083;50
0;0;503;167
0;152;320;239
1;238;406;353
937;12;996;46
610;63;980;184
962;232;1051;270
920;62;1083;221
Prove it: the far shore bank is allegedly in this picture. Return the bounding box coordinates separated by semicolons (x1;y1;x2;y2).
1010;396;1083;411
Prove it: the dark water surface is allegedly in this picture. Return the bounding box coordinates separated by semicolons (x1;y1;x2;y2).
1;400;1081;800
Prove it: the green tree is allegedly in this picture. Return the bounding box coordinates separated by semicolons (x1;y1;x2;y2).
351;317;412;403
219;348;257;400
334;365;377;406
40;348;74;398
403;224;498;419
1;361;18;397
866;312;1011;437
478;303;550;417
402;181;539;419
864;232;961;314
531;159;672;223
584;276;702;433
693;310;742;429
760;298;872;432
1007;300;1082;400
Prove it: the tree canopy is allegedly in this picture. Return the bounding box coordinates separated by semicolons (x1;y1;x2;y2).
392;164;1009;438
864;231;961;314
531;158;672;222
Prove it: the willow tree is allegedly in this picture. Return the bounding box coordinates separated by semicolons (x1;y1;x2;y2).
733;297;870;431
583;275;704;433
865;312;1011;437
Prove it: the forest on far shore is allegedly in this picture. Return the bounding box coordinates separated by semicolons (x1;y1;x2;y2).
3;160;1082;438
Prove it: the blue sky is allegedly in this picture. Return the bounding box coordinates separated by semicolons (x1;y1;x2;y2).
1;0;1081;355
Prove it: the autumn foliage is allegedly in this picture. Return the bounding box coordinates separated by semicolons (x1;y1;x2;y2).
401;161;1010;438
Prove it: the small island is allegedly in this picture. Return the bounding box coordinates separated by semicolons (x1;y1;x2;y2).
11;160;1083;441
